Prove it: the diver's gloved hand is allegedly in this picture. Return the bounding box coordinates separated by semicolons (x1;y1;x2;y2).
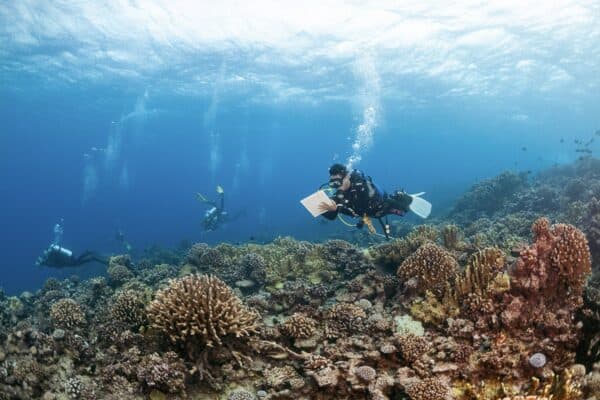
392;191;413;211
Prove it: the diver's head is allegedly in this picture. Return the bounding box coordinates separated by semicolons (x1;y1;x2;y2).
328;163;350;190
329;163;348;177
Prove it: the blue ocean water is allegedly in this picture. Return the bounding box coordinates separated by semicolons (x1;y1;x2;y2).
1;2;599;294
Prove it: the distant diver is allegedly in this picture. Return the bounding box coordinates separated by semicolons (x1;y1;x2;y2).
197;186;245;232
115;229;133;252
36;245;108;268
317;163;431;239
36;220;107;268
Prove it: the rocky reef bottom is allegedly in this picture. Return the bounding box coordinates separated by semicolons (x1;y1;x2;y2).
1;158;600;400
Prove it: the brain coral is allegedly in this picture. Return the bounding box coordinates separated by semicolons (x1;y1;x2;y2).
397;243;458;297
147;274;259;348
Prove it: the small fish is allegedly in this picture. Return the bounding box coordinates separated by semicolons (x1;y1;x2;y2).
574;139;581;144
521;147;527;151
559;138;564;143
575;148;593;154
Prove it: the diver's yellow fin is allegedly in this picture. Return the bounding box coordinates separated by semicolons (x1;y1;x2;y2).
216;185;224;194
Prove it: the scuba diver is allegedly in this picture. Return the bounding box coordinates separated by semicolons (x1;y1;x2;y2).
36;220;107;268
197;185;229;232
115;229;133;252
318;163;430;238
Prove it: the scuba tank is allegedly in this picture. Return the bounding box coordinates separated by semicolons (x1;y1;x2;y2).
50;244;73;258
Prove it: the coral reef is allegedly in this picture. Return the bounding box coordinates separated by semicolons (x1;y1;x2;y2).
1;158;598;400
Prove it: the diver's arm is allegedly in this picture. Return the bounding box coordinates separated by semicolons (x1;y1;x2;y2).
321;209;339;220
197;193;217;208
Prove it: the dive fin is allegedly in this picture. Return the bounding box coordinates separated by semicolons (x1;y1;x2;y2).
197;193;208;202
409;192;432;219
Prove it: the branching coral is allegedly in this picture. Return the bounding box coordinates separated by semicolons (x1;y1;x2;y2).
368;225;439;269
281;313;317;339
238;253;267;286
136;351;186;393
441;224;462;251
110;290;148;329
325;303;367;336
503;219;591;340
147;275;259;351
394;334;432;363
451;247;506;300
397;243;458;297
404;377;450;400
320;239;374;278
443;247;509;329
50;298;86;329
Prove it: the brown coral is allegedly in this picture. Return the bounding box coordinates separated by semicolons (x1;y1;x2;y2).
395;334;432;363
136;351;186;393
404;377;449;400
354;365;377;382
398;243;458;297
325;303;367;335
50;298;86;329
110;290;147;328
147;275;259;349
281;313;317;339
452;247;506;300
503;219;591;341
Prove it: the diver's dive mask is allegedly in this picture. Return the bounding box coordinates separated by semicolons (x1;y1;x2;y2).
329;177;343;189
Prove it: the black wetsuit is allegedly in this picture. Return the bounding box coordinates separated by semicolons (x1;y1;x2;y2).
42;248;107;268
322;170;413;221
202;193;227;231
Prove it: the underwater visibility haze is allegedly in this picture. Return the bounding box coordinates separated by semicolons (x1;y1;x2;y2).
0;1;600;399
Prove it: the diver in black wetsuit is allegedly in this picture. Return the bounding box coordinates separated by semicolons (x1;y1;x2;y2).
36;245;107;268
197;185;229;232
35;220;107;268
318;163;414;236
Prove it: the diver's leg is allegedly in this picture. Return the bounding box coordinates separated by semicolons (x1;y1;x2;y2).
77;251;108;266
